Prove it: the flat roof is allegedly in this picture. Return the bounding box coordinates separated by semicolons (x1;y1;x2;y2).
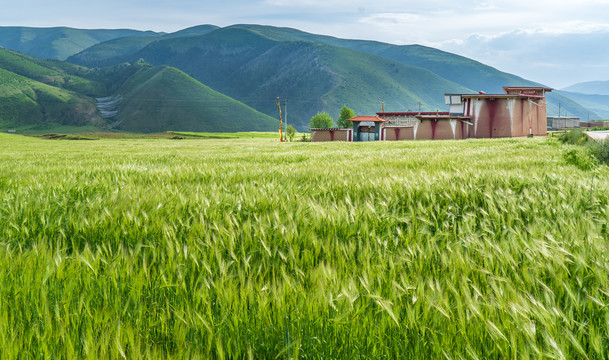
417;115;474;126
503;86;553;92
446;87;553;99
310;128;352;131
348;115;389;122
460;94;545;99
377;112;449;117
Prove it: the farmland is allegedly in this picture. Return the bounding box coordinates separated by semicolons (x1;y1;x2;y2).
1;134;609;358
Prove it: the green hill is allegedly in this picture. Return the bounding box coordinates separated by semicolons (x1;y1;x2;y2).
0;49;104;130
68;24;596;123
112;64;278;132
0;48;278;133
0;67;101;129
72;27;472;130
0;47;106;95
4;24;600;126
227;25;595;120
0;26;159;60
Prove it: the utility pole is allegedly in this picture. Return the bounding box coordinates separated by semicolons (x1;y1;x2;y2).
276;96;283;142
284;98;288;141
558;103;561;118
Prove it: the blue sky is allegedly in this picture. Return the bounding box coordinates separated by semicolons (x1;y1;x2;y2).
3;0;609;88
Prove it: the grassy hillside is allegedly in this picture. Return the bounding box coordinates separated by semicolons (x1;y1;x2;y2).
0;48;105;129
230;25;596;120
0;26;159;60
0;48;110;130
113;65;278;132
2;135;609;357
228;25;532;92
0;48;280;133
74;27;471;130
6;24;598;126
0;48;106;96
69;24;596;123
0;67;101;128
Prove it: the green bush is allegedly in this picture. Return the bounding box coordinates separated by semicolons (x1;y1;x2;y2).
286;124;296;141
560;129;588;145
309;112;335;129
560;130;609;167
589;140;609;165
563;147;598;170
336;105;355;128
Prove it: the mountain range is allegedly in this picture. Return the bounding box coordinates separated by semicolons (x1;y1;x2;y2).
0;24;605;133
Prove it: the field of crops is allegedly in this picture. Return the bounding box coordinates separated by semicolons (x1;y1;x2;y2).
1;133;609;359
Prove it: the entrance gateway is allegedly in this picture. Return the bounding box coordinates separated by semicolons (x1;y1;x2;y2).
348;116;389;141
358;122;376;141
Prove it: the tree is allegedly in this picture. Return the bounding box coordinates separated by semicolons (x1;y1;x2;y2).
309;112;335;129
337;105;355;128
286;125;296;142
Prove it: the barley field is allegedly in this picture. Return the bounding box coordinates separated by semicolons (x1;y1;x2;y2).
1;133;609;359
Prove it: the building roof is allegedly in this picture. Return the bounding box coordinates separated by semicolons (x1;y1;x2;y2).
447;86;553;100
377;112;449;117
309;128;352;131
416;115;472;122
348;115;389;122
460;93;545;99
503;86;553;92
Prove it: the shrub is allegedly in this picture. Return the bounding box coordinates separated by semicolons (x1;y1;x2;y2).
563;147;598;170
560;129;588;145
336;105;355;128
286;125;296;142
309;112;335;129
589;140;609;165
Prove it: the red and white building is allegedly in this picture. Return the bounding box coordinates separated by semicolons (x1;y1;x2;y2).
311;86;553;141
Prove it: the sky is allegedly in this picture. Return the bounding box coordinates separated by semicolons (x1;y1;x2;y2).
3;0;609;88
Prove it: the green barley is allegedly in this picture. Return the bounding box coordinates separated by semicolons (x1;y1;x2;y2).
0;134;609;357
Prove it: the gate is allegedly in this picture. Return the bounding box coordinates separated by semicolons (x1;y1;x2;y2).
359;125;376;141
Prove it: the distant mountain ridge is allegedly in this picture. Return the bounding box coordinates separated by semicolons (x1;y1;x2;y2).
563;81;609;95
558;91;609;119
0;26;161;60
